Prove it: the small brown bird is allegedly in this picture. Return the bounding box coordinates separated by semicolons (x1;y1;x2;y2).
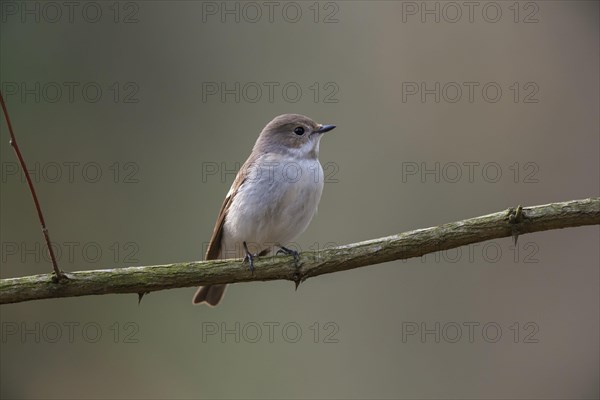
193;114;336;306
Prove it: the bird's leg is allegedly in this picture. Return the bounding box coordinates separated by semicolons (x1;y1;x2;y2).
277;245;300;267
243;241;256;273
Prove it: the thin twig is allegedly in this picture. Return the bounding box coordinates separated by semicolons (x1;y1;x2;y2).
0;91;65;281
1;198;598;305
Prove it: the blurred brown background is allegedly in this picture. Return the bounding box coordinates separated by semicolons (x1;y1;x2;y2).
1;1;598;399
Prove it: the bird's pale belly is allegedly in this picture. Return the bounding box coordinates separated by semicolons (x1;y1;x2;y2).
221;158;324;257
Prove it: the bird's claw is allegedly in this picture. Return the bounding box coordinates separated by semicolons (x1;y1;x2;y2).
277;246;300;268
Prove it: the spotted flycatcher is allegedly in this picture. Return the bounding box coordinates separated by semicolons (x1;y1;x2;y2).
193;114;335;306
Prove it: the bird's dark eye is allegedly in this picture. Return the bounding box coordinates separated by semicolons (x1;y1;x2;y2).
294;127;305;135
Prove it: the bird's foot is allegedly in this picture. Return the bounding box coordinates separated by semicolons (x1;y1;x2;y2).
277;245;302;291
243;241;256;274
277;245;300;267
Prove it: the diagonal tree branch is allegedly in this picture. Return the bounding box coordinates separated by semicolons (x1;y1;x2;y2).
1;198;598;305
1;91;65;281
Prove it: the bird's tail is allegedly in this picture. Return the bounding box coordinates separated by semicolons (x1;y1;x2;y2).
192;284;227;306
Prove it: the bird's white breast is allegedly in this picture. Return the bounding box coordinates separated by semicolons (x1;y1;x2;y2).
222;153;324;256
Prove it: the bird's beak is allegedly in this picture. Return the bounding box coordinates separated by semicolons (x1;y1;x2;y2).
316;124;336;134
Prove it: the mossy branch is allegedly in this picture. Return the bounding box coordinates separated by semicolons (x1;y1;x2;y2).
1;198;598;305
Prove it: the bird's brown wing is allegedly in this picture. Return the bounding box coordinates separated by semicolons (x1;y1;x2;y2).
204;152;257;260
